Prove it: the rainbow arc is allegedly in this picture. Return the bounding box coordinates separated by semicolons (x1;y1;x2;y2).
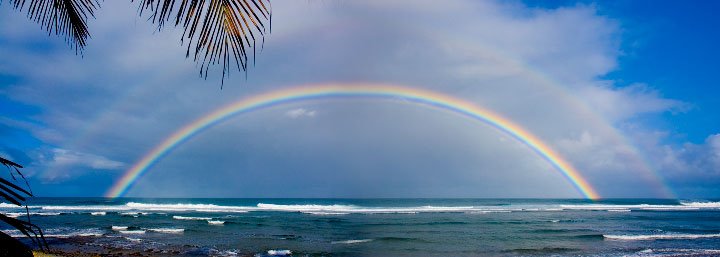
107;83;600;199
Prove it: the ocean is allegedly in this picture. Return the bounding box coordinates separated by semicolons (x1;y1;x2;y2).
2;198;720;256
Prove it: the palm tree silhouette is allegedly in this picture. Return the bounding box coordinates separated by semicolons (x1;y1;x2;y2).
3;0;271;84
1;157;47;257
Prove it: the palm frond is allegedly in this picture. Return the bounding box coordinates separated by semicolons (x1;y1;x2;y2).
135;0;272;85
0;156;47;251
0;231;33;257
3;0;99;53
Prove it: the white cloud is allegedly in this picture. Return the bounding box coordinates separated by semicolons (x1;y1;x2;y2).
577;83;687;122
49;148;124;170
707;134;720;169
285;108;317;119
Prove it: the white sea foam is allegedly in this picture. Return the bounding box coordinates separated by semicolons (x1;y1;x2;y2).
111;226;128;231
125;237;143;242
607;209;631;212
0;203;21;208
126;202;251;212
680;201;720;208
4;212;63;217
13;200;720;215
256;203;476;214
148;228;184;233
208;220;225;225
2;202;566;213
118;230;146;234
559;203;720;211
2;228;103;238
468;210;512;214
121;212;150;216
219;250;238;256
41;205;129;211
91;212;106;216
266;250;292;256
173;215;212;220
633;248;720;256
331;239;373;244
604;233;720;240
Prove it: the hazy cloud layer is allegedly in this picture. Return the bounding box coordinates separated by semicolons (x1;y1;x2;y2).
0;0;715;197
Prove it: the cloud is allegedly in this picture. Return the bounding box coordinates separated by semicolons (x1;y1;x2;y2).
48;148;124;170
285;108;317;119
577;83;687;122
0;0;712;197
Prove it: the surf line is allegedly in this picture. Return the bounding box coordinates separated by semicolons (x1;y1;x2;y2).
106;83;600;199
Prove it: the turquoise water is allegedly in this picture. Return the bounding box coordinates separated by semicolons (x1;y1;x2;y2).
2;198;720;256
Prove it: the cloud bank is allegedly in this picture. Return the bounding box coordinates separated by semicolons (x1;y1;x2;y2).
0;0;715;198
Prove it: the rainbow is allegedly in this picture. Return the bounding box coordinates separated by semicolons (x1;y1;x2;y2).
106;83;600;199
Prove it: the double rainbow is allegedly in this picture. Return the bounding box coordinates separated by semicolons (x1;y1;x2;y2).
106;83;600;199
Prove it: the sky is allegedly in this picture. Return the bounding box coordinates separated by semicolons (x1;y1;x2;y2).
0;0;718;198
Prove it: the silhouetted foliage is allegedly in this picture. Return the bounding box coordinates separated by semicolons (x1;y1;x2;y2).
0;156;47;257
2;0;272;85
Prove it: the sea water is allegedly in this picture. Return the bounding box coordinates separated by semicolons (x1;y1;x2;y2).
2;198;720;256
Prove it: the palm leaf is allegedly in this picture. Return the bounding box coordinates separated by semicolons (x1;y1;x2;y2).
0;156;47;251
0;213;47;250
0;230;33;257
134;0;271;85
3;0;99;53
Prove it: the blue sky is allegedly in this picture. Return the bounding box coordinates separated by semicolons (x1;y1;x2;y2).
1;0;719;198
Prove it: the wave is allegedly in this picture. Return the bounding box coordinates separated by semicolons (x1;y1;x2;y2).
208;220;225;225
91;212;106;216
680;201;720;208
2;228;103;238
0;202;21;208
635;248;720;256
559;202;720;211
127;202;250;213
121;212;149;216
7;200;719;215
468;210;512;214
173;215;212;220
3;212;63;218
124;237;143;242
604;233;720;240
118;230;146;234
111;226;128;231
331;239;373;244
257;203;477;214
148;228;184;233
503;247;577;254
266;250;292;256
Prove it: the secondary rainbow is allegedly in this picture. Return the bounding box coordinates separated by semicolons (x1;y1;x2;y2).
107;83;600;199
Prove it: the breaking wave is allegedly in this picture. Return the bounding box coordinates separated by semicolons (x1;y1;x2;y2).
604;233;720;240
331;239;373;244
148;228;184;233
3;200;719;215
208;220;225;225
2;228;103;238
118;230;146;234
173;215;213;220
111;226;128;231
